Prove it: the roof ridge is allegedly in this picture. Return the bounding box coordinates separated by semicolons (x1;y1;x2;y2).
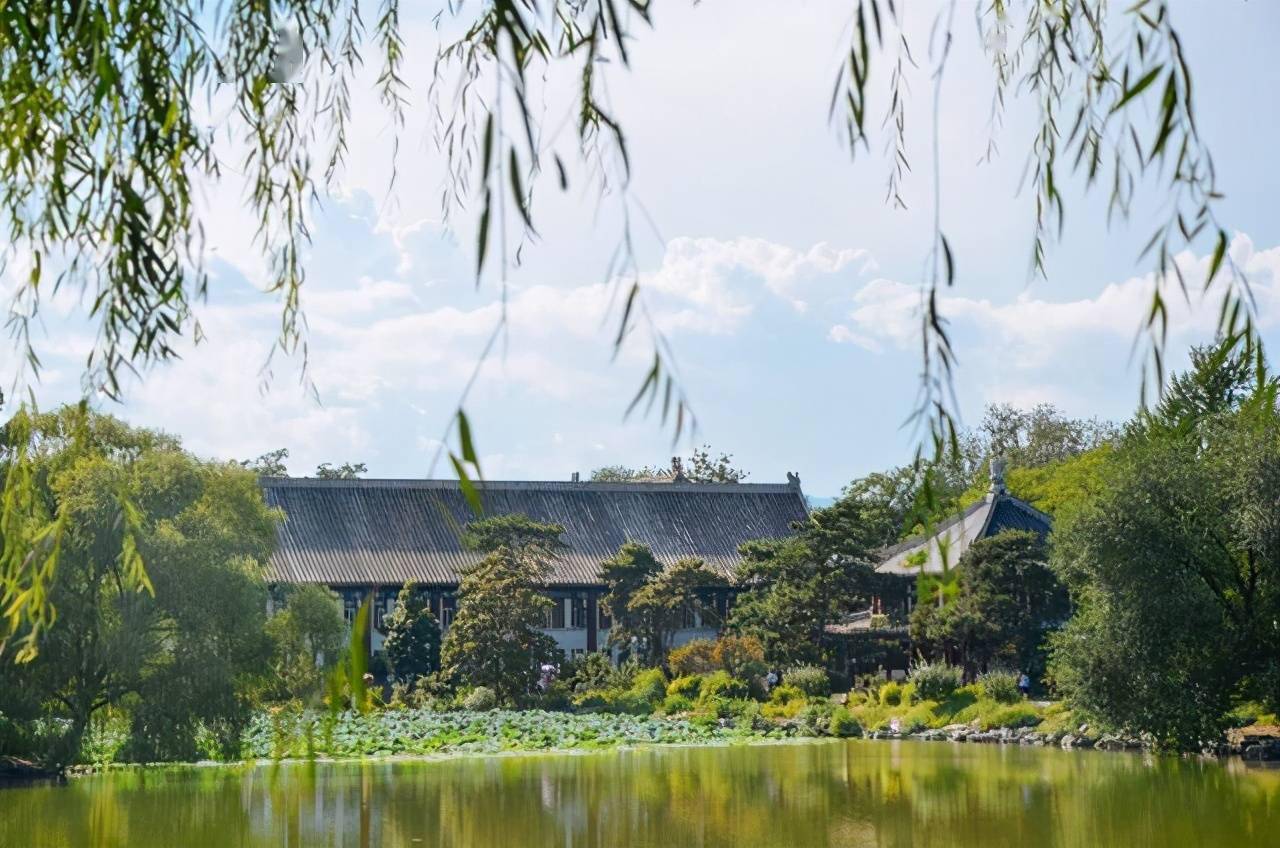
259;476;801;494
875;497;990;559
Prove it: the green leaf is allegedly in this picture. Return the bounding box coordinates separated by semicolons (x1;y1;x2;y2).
451;454;484;516
626;355;660;418
476;190;491;278
614;282;640;351
1205;229;1227;288
940;234;955;286
457;410;482;478
1109;65;1162;114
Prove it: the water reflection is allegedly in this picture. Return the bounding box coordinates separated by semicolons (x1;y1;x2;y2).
2;740;1277;847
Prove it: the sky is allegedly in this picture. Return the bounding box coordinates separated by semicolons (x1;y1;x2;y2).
5;0;1280;497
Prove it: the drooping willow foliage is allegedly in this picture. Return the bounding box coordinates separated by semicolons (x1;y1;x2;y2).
0;0;1257;656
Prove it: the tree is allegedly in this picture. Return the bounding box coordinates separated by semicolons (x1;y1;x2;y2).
265;584;346;701
439;514;565;703
1048;349;1280;748
0;408;280;767
966;404;1117;472
909;530;1066;680
683;446;749;484
314;462;367;479
590;465;669;483
383;584;442;682
727;477;901;666
461;514;566;557
439;547;558;706
600;545;725;666
729;536;869;668
240;448;290;477
590;445;748;484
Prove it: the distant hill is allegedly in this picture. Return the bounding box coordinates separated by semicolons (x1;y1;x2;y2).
806;495;837;510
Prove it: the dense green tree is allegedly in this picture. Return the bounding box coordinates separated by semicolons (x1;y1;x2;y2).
729;537;867;668
1048;348;1280;748
265;584;346;701
0;408;280;767
727;480;901;665
910;530;1066;680
440;514;564;704
461;514;566;557
383;584;442;682
600;544;724;666
440;547;558;706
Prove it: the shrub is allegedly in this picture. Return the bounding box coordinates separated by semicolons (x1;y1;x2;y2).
879;681;904;706
909;661;963;702
980;702;1042;730
667;675;703;700
462;686;497;711
628;668;668;712
661;694;694;715
796;702;834;737
668;639;718;677
762;684;806;717
609;657;641;691
711;635;767;680
784;665;831;698
898;701;940;733
979;670;1022;704
699;670;749;702
566;652;615;693
761;684;807;719
768;683;805;705
536;680;573;712
829;708;862;738
698;696;759;723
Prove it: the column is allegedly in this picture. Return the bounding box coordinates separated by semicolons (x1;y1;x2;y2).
586;591;598;652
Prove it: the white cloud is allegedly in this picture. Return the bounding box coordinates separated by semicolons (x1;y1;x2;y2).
13;195;870;480
834;235;1280;370
644;237;868;330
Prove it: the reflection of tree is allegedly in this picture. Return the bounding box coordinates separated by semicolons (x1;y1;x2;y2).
2;744;1279;846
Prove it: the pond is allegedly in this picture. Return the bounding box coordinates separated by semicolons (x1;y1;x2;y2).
2;740;1277;847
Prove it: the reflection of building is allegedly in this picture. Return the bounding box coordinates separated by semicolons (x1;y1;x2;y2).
826;461;1052;680
262;476;808;661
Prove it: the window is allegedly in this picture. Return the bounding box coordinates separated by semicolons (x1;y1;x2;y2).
543;598;566;629
598;606;612;631
677;604;696;630
570;648;585;660
374;589;398;630
341;591;361;626
570;596;588;629
441;595;456;629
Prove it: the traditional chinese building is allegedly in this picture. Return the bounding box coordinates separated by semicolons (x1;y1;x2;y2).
826;460;1052;680
261;475;809;661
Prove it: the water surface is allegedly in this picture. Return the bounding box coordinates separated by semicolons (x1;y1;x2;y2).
2;740;1277;847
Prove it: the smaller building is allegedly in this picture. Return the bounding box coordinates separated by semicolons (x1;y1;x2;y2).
877;460;1052;579
827;460;1052;680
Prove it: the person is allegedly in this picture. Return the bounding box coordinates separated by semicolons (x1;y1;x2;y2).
1017;672;1031;699
765;668;780;692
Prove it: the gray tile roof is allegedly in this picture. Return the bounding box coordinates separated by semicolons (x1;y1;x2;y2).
262;477;809;587
875;490;1051;576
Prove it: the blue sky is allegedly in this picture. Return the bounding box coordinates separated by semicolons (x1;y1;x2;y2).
5;0;1280;497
